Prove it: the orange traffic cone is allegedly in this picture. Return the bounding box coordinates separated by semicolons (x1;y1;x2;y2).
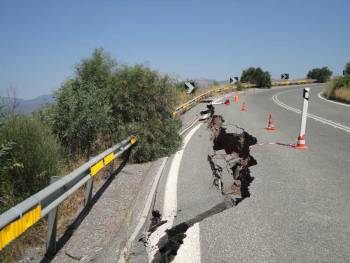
265;113;276;131
240;102;248;112
224;98;230;105
234;94;240;102
295;134;308;149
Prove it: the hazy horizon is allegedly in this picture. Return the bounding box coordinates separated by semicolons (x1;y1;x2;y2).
1;0;349;99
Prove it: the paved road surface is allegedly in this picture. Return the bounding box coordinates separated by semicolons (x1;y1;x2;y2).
119;84;350;263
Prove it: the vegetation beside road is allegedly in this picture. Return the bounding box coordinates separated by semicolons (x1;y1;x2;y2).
307;67;332;83
323;62;350;104
1;48;185;212
324;75;350;104
240;67;272;88
0;49;189;261
38;49;182;163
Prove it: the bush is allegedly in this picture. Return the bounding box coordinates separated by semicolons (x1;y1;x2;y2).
334;88;350;103
49;79;115;159
323;75;350;103
307;67;332;83
111;64;182;162
0;116;61;213
240;67;271;88
42;49;181;162
334;75;350;90
344;61;350;76
236;82;244;91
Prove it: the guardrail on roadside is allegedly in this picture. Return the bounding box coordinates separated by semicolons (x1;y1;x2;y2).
173;79;317;116
272;79;317;86
0;136;137;255
173;85;234;116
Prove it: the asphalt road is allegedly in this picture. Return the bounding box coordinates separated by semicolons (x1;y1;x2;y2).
146;84;350;263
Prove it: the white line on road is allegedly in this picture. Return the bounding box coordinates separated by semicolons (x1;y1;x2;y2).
272;91;350;133
119;120;202;262
180;117;199;136
317;92;350;107
118;157;168;263
148;123;202;261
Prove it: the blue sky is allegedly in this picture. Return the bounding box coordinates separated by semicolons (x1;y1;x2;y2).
1;0;349;99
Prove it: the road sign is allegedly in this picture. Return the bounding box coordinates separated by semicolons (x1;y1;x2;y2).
230;77;239;84
185;81;195;94
281;73;289;80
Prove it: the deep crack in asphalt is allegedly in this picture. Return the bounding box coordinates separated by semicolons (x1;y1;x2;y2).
147;104;258;263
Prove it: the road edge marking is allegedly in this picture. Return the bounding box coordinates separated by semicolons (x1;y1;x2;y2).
147;123;202;261
272;90;350;134
317;92;350;108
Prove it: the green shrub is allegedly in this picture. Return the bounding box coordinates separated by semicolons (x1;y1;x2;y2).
344;61;350;76
240;67;271;88
307;67;332;83
49;79;115;159
334;75;350;90
111;65;181;162
42;49;181;162
0;116;61;213
324;75;350;103
236;82;243;91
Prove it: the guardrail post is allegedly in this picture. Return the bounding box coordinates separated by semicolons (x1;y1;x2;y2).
85;176;93;207
46;176;60;256
108;163;113;177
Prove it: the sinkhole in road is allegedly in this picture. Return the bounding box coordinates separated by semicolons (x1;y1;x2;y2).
145;112;258;263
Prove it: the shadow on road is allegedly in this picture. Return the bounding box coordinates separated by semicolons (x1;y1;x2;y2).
41;150;131;263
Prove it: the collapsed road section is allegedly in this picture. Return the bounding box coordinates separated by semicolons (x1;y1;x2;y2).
145;103;258;263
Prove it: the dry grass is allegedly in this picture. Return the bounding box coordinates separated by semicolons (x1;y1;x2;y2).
0;157;121;262
175;89;191;105
334;88;350;103
323;79;350;104
323;80;334;98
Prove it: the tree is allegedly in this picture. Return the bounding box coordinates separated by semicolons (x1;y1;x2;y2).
240;67;272;88
344;61;350;75
111;65;181;162
47;49;116;158
42;49;181;162
307;67;332;83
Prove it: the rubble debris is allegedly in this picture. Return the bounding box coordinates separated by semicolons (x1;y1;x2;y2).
199;104;215;121
206;106;257;204
149;104;258;262
149;210;167;234
152;201;234;263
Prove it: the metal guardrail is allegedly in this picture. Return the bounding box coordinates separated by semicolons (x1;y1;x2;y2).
172;79;317;116
173;85;234;116
0;135;137;255
271;79;317;86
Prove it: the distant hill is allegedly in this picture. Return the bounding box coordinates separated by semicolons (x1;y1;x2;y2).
1;94;54;114
194;78;228;88
17;94;54;113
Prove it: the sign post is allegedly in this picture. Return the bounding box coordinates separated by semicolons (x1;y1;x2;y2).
295;87;310;149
